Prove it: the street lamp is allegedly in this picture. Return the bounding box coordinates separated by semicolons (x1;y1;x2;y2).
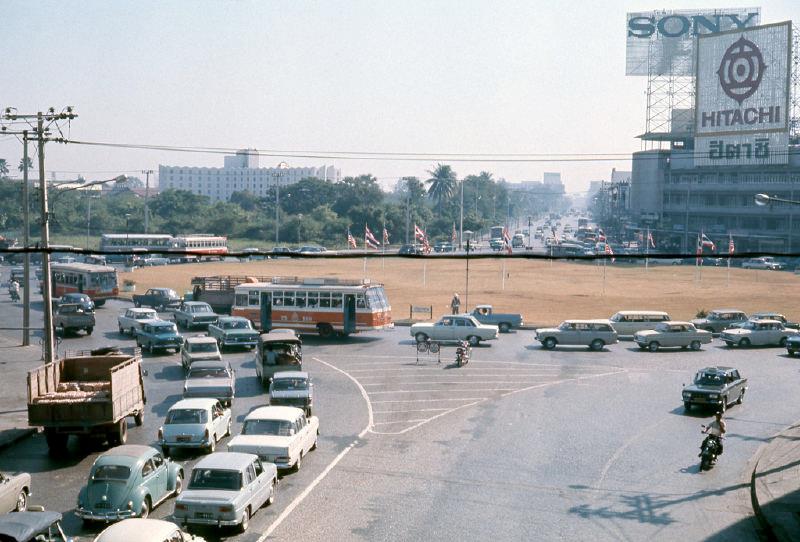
754;193;800;206
273;162;289;244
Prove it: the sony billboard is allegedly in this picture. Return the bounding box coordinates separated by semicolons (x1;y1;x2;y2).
626;8;761;76
694;21;792;166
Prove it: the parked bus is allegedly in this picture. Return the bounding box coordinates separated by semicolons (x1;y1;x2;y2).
577;217;589;229
490;226;505;240
231;276;392;337
100;234;175;263
171;235;228;260
42;262;119;306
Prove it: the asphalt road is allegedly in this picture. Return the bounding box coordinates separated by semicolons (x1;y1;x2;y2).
3;260;800;540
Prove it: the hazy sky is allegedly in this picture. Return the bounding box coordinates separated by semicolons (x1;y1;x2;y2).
0;1;796;193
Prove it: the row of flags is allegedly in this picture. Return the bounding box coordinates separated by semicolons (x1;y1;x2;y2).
347;224;391;250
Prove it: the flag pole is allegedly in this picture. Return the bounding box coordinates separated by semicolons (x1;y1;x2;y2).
727;234;731;287
502;257;506;291
602;252;607;295
645;228;650;272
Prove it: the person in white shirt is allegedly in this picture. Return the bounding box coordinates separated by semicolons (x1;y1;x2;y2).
702;412;727;455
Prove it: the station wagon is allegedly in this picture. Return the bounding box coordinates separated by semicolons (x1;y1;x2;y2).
535;320;618;351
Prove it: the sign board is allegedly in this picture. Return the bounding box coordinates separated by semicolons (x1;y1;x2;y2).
626;8;760;76
694;21;792;166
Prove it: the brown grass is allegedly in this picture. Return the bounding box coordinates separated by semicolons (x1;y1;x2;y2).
120;258;800;325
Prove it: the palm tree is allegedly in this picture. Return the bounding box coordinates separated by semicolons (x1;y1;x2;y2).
0;159;8;178
425;163;457;214
18;156;32;173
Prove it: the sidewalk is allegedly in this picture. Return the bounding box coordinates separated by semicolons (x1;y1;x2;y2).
0;333;42;450
751;421;800;541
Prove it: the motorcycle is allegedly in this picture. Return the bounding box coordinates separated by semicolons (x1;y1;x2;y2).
455;341;471;367
8;286;19;303
699;429;723;471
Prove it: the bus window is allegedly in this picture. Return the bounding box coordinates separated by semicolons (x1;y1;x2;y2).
356;294;366;309
248;290;259;306
295;292;307;308
307;292;319;308
331;293;343;309
235;293;248;307
319;293;331;308
283;292;295;307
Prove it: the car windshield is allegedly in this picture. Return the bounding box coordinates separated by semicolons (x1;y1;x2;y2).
707;313;721;320
191;305;212;313
92;464;131;482
242;419;294;436
223;320;251;330
188;468;241;490
154;324;177;334
188;367;229;378
695;373;725;386
272;378;308;391
166;409;208;424
189;343;218;353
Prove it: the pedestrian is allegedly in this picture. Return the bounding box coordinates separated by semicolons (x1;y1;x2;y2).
451;292;460;314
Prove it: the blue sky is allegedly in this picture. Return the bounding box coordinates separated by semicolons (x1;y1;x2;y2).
0;1;796;192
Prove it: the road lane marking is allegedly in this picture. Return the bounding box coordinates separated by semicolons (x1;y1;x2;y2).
257;356;372;541
363;379;559;386
374;418;431;425
373;408;451;414
371;397;488;403
369;388;517;394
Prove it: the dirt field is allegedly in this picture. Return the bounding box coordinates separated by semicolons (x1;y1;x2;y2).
119;257;800;325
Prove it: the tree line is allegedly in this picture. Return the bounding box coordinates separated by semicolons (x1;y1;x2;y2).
0;162;562;247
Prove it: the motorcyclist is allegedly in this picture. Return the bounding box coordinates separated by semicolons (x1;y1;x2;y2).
456;340;470;365
8;279;20;301
701;412;726;456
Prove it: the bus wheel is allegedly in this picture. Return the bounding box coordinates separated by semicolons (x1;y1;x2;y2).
317;324;334;339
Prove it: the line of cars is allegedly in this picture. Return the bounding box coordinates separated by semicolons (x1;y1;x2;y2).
0;303;322;540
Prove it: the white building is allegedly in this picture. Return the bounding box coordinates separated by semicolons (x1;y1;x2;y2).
158;149;341;201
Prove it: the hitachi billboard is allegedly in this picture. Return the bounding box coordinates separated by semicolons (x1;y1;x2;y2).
695;21;792;166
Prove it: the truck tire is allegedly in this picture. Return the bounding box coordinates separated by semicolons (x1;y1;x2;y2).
134;412;144;427
134;300;141;308
86;327;93;335
45;430;67;455
318;323;334;339
109;419;128;446
499;322;511;333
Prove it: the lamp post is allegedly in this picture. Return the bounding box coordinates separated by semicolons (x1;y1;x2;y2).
273;162;289;244
754;193;800;253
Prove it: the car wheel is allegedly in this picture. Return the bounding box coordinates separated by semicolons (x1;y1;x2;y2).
739;338;750;347
779;337;788;347
147;342;154;354
294;452;303;472
736;390;745;404
86;326;93;335
129;328;136;337
225;419;232;437
266;478;276;506
238;506;250;533
648;342;659;353
414;332;428;343
590;339;604;351
683;402;691;413
14;489;27;512
173;472;183;496
467;335;480;347
140;497;150;519
789;350;797;357
207;434;216;453
543;337;557;350
161;445;170;458
725;341;733;347
499;322;511;333
690;340;701;351
134;412;144;427
118;324;124;335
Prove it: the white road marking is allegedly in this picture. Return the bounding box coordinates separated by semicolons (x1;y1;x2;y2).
374;418;431;425
369;388;518;394
257;356;372;541
363;379;559;386
371;397;488;403
373;408;451;414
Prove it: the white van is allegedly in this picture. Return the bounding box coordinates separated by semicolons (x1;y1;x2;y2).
609;311;671;336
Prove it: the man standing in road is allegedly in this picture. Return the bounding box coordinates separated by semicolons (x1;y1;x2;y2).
451;293;460;315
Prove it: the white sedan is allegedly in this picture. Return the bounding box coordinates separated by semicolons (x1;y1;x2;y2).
227;406;318;472
410;315;498;346
720;319;799;347
159;398;232;456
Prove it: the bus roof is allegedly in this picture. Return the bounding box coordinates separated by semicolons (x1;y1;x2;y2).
49;262;116;273
101;233;173;239
234;276;380;291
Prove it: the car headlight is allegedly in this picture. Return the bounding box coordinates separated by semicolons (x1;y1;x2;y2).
682;392;690;398
707;394;718;399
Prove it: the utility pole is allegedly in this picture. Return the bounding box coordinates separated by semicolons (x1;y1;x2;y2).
2;107;77;361
22;131;30;346
273;162;289;244
459;179;464;250
142;169;153;233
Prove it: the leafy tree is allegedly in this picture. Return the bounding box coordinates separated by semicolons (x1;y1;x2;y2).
18;157;32;173
280;178;337;215
425;164;457;215
229;190;262;212
332;175;384;217
149;189;210;234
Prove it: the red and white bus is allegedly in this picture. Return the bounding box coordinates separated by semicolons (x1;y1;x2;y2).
231;277;392;337
171;235;228;260
43;263;119;306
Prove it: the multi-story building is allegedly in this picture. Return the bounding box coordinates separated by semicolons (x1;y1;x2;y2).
158;149;340;201
629;145;800;253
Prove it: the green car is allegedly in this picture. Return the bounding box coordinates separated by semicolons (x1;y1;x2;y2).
207;316;259;350
76;445;183;523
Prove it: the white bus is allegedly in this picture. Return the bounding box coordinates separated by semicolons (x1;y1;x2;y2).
231;277;392;337
171;235;228;260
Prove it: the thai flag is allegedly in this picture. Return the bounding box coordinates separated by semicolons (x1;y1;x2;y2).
451;223;457;244
365;225;380;249
598;228;607;242
414;223;426;242
701;233;716;251
647;231;655;248
382;227;390;245
696;234;703;265
347;229;357;249
604;242;615;263
728;235;735;255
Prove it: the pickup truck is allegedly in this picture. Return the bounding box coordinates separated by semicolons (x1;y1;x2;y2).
470;305;523;332
132;288;181;311
741;257;785;270
27;348;147;454
53;303;95;336
681;366;747;413
117;307;158;336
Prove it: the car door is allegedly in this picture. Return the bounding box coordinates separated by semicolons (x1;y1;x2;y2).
149;455;169;501
251;459;270;508
436;318;454;340
0;473;14;513
454;318;471;340
241;462;257;511
211;402;226;438
297;415;312;454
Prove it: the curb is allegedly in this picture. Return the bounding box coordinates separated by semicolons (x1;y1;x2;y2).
0;427;36;452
